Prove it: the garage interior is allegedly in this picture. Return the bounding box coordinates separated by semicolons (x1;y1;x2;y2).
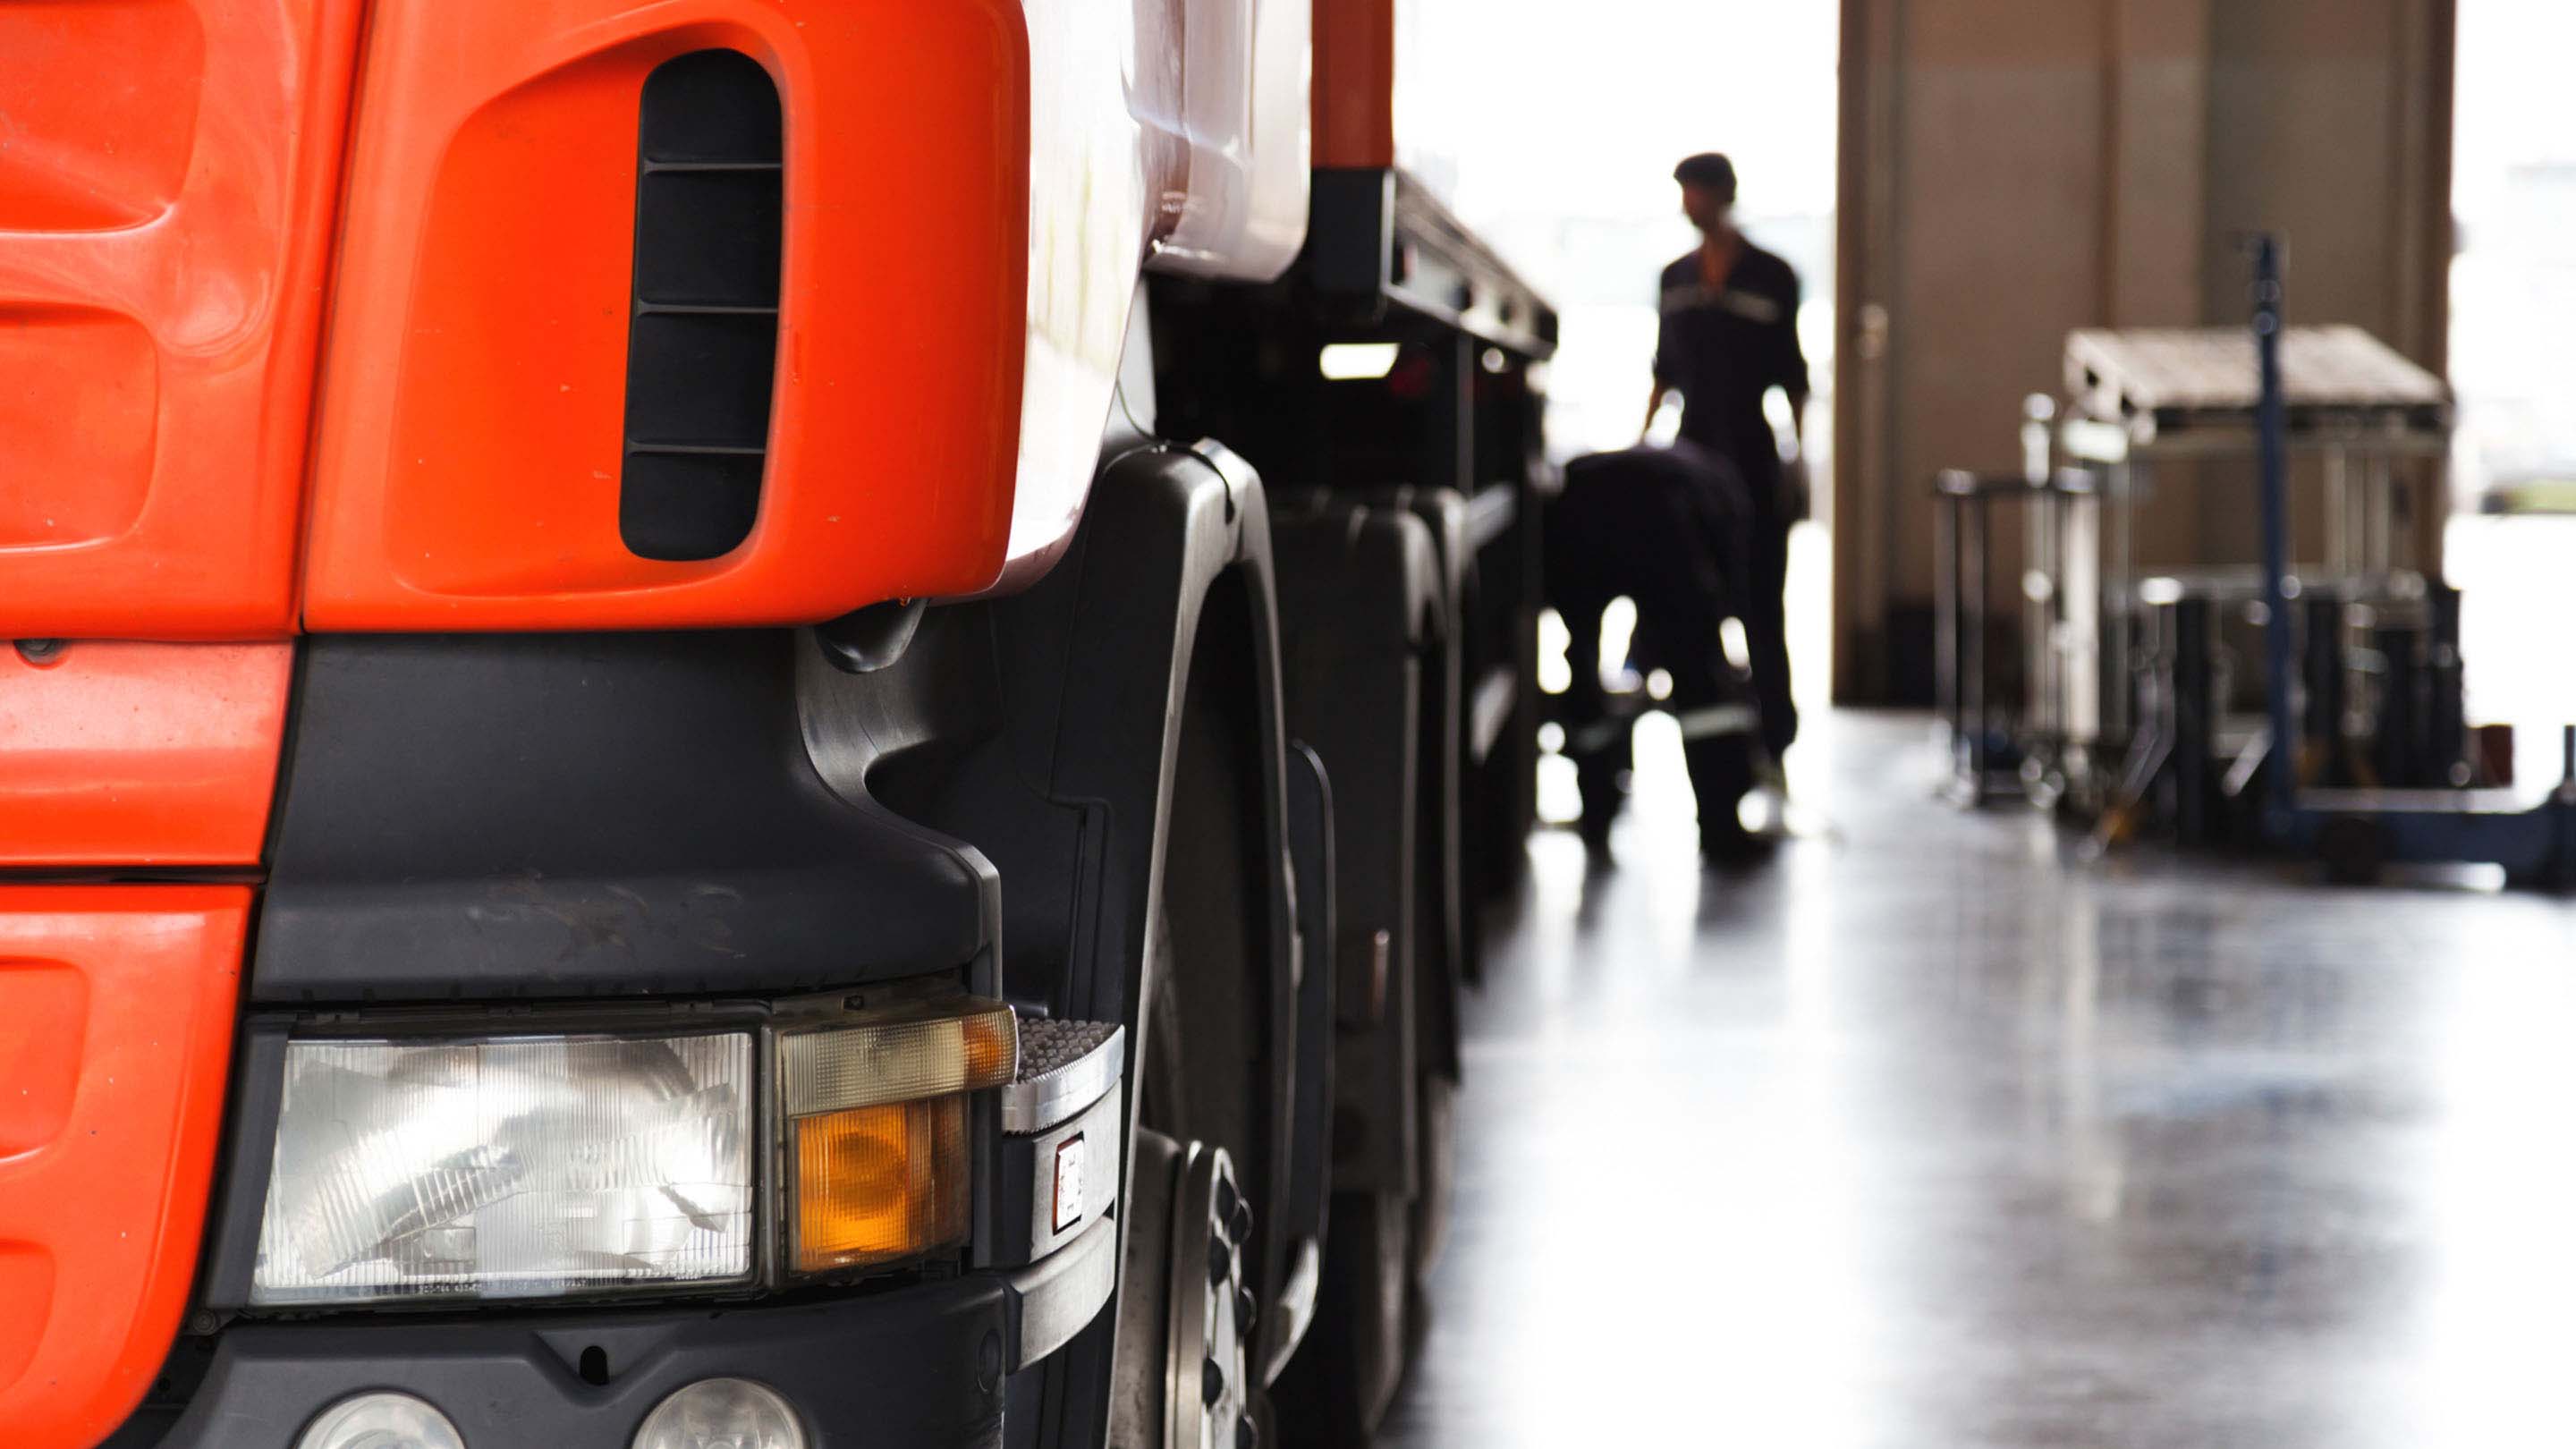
9;0;2574;1443
1383;0;2576;1443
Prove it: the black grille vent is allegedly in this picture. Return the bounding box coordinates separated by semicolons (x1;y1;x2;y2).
620;50;783;562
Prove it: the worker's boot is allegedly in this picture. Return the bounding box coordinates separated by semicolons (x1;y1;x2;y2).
1685;732;1771;868
1568;716;1631;851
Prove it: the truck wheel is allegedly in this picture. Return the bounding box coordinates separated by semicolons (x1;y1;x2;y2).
1114;623;1285;1449
1114;1128;1257;1449
1274;1185;1411;1445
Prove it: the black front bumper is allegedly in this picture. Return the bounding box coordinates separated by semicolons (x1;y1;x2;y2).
140;1276;1008;1449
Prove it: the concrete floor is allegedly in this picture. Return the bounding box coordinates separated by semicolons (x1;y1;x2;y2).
1381;709;2576;1448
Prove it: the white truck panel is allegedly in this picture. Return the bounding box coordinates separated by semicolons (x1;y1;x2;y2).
993;0;1311;589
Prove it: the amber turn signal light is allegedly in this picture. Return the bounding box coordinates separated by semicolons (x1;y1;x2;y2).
792;1097;969;1272
779;997;1015;1275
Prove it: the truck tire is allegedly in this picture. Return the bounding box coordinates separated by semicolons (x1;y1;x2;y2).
1269;1045;1445;1445
1114;609;1289;1449
1275;1188;1411;1446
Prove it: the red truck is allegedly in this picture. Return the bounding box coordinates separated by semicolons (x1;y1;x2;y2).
0;1;1553;1445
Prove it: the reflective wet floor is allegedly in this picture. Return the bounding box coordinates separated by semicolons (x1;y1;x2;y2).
1381;710;2576;1448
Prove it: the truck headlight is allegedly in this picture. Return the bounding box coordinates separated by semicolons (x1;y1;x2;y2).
252;1032;756;1304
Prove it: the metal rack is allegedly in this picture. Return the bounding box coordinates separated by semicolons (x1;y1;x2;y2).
1935;243;2576;879
1932;470;2052;804
2045;322;2452;806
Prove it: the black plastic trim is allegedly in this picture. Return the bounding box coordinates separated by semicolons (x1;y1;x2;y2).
1307;166;1395;313
124;1276;1008;1449
1280;740;1335;1250
254;632;994;1003
198;1027;289;1312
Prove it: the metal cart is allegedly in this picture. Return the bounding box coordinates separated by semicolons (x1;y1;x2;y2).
2046;319;2452;809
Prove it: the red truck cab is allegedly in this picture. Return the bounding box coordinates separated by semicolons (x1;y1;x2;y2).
1;2;1553;1445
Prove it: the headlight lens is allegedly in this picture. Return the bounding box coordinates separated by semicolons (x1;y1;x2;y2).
252;1032;755;1304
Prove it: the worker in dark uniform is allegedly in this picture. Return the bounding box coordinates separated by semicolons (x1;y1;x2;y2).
1646;152;1810;767
1547;441;1767;862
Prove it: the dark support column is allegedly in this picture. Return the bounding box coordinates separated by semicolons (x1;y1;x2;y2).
2375;623;2422;790
2173;595;2211;846
2302;597;2345;788
2426;582;2465;787
1935;486;1961;769
1965;486;1991;800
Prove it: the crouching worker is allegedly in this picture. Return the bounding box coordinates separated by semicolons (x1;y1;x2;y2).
1546;441;1770;864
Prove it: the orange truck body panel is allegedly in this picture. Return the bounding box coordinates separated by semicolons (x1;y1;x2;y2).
0;0;362;640
1312;0;1395;169
0;643;293;868
0;887;249;1449
300;0;1032;631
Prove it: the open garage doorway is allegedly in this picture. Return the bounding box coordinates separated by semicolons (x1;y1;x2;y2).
2445;0;2576;795
1394;0;1842;828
